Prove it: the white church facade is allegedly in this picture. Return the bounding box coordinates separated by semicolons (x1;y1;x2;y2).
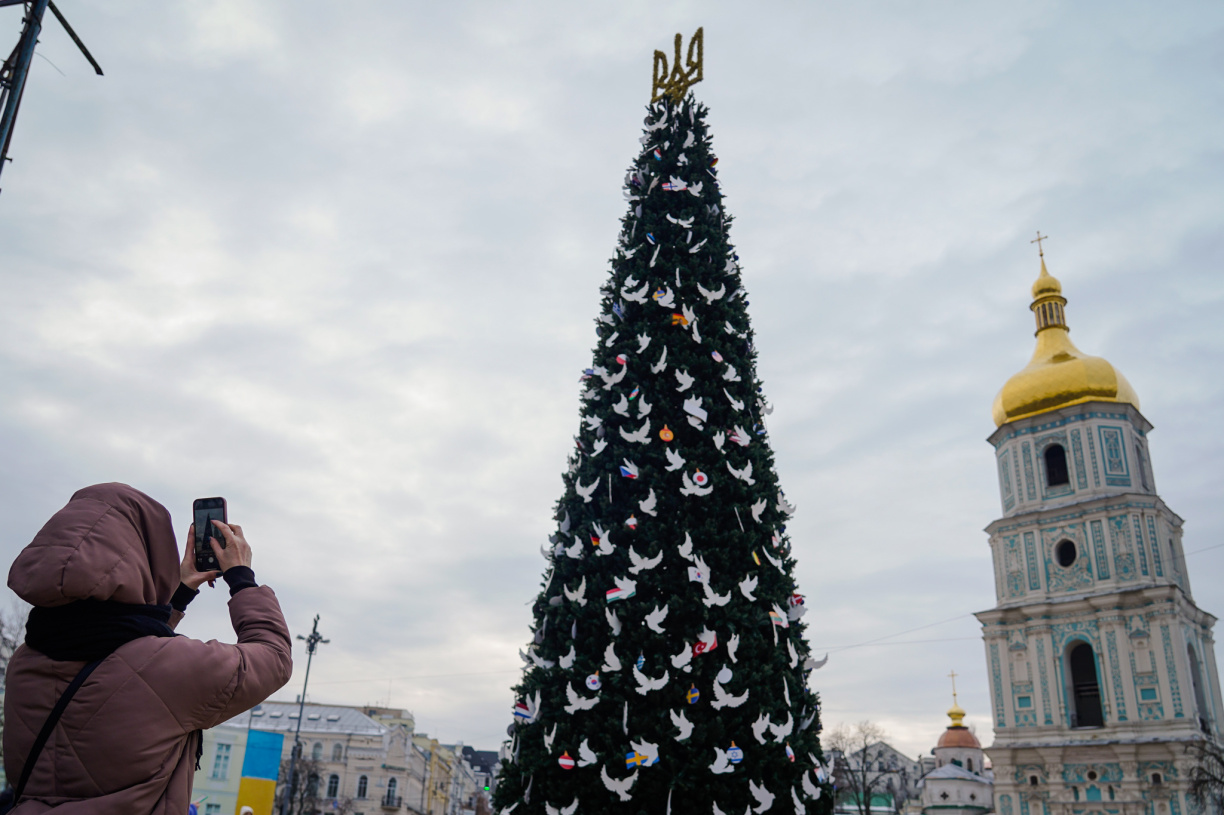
976;253;1223;815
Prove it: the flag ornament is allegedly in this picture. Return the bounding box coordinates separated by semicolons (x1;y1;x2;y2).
769;610;788;628
626;751;658;768
586;672;602;691
653;148;663;160
692;470;710;487
660;425;674;442
693;633;718;656
785;743;796;762
686;685;701;705
626;515;639;529
670;313;689;326
711;351;724;362
514;702;533;722
558;751;576;770
727;742;744;764
629;386;640;400
752;550;761;566
606;585;635;603
687;566;705;583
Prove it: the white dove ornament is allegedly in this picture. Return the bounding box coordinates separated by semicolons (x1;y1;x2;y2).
600;766;637;802
638;488;658;516
669;708;694;740
749;780;775;814
709;747;734;775
629;548;664;575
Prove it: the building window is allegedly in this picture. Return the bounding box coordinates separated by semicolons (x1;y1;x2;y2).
328;774;340;798
1029;776;1039;786
388;778;398;796
332;743;344;761
1188;644;1212;733
1068;642;1105;727
211;743;231;780
357;775;369;798
967;758;974;772
1152;773;1163;785
1017;696;1033;708
307;773;319;798
312;742;323;760
1044;444;1070;487
1055;539;1077;568
205;805;222;815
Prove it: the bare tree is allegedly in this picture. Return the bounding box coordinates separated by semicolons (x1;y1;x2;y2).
1189;740;1224;815
0;602;28;768
274;757;354;815
827;721;902;815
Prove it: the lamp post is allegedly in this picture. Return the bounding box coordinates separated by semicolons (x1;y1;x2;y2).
280;615;328;815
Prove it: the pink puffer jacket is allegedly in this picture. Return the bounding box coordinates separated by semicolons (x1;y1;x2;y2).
4;484;293;813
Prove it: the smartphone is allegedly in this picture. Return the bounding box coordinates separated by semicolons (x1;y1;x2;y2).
193;497;228;573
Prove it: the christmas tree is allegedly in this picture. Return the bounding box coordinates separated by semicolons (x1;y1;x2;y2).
494;30;832;815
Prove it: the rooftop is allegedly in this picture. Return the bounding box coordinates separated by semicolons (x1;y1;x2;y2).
223;701;387;736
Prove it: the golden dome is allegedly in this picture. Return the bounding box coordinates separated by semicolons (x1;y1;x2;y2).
937;702;981;748
992;257;1140;427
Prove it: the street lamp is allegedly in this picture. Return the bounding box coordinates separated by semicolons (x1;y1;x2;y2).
280;615;328;815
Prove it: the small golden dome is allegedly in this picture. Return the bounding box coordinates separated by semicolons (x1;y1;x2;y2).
1031;258;1062;297
992;257;1140;427
937;701;981;748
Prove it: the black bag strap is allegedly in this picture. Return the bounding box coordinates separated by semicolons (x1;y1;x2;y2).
10;657;105;805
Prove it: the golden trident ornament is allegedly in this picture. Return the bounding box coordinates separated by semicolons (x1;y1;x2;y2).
651;27;704;103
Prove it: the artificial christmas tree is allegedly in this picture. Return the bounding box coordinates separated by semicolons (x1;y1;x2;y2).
494;30;832;815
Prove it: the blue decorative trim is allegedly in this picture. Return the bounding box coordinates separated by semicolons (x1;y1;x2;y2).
1071;428;1089;489
1063;764;1123;784
1000;450;1015;511
1105;630;1127;721
1087;427;1101;488
1161;625;1184;718
1129;649;1163;721
1045;526;1094;593
993;410;1136;446
1091;520;1110;579
991;642;1006;727
1109;515;1138;580
1000;794;1014;815
1019;796;1030;815
1146;517;1164;578
1013;450;1026;509
1037;636;1053;724
990;499;1161;534
1005;536;1026;598
1099;426;1131;488
1024;532;1041;591
1023;442;1037;501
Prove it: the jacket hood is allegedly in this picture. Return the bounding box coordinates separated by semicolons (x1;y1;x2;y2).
9;483;179;607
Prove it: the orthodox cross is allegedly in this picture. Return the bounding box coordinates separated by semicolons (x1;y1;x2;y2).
1031;231;1049;258
949;669;959;704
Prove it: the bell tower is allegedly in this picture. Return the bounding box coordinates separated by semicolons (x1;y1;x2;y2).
975;248;1223;815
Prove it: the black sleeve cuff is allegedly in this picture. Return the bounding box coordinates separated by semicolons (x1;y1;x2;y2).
171;583;200;612
222;566;258;597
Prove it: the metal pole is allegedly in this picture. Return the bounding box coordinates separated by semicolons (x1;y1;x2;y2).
280;615;328;815
0;0;50;184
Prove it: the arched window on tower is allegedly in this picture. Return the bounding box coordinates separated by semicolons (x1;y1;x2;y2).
327;774;340;798
1044;444;1070;487
311;742;323;760
332;743;343;761
1068;642;1104;728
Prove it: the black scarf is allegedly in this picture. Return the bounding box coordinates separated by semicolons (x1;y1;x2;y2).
24;599;176;662
23;599;203;768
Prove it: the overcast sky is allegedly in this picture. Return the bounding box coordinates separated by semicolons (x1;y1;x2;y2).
1;1;1221;760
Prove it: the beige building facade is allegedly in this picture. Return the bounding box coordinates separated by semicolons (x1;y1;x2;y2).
199;702;482;815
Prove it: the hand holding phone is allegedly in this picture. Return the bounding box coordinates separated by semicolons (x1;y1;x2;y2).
193;497;228;573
